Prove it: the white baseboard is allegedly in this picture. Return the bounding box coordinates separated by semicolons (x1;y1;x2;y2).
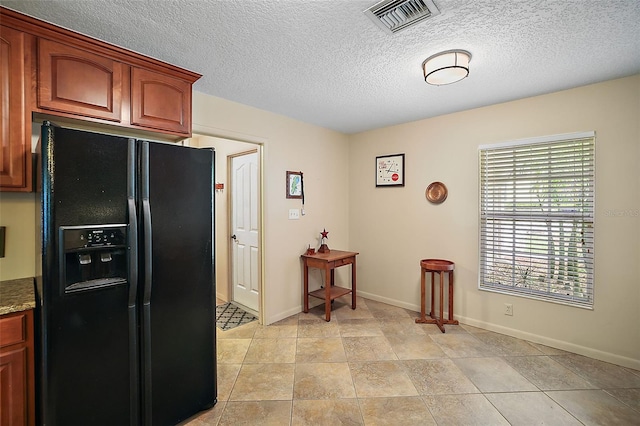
266;299;326;325
455;314;640;370
265;305;306;325
357;290;421;312
353;291;640;371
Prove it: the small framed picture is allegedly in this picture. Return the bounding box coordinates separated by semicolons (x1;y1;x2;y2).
376;154;405;187
286;171;303;199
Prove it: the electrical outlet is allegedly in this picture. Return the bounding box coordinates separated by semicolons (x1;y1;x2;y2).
504;303;513;316
288;209;300;220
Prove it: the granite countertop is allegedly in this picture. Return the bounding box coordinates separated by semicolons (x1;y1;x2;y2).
0;278;36;315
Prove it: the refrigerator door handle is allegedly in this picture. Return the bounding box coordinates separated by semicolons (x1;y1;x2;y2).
140;141;153;425
127;140;138;307
128;197;138;304
127;139;140;426
142;199;152;304
141;141;152;305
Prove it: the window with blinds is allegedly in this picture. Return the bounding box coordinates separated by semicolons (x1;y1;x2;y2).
478;132;595;308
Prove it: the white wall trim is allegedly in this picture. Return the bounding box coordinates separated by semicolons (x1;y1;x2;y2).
267;306;305;325
192;122;268;145
357;291;640;370
191;125;268;326
357;290;421;312
456;314;640;370
477;130;595;150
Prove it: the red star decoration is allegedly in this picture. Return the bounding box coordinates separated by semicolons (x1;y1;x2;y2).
320;229;329;240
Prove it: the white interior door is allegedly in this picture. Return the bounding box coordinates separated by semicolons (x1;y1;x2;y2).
231;151;259;311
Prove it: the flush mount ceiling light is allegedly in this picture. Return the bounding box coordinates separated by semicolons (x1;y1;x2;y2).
422;50;472;85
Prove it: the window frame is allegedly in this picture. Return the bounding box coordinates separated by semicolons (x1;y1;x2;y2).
478;131;595;309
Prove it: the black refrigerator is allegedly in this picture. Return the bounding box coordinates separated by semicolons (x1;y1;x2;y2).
34;122;217;426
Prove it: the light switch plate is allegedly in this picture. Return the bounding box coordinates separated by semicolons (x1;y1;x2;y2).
288;209;300;220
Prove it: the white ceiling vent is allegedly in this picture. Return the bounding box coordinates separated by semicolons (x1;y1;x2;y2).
364;0;440;34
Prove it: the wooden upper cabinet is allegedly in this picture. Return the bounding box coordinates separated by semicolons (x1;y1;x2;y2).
131;67;191;134
37;38;123;122
0;26;32;191
1;6;201;146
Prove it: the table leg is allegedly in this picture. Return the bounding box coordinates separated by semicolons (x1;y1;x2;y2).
438;271;445;333
444;270;458;326
330;268;336;308
351;257;357;310
448;270;454;321
430;272;435;317
303;261;309;313
416;268;429;324
324;265;332;322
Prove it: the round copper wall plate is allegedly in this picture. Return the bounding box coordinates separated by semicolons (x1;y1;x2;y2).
426;181;448;204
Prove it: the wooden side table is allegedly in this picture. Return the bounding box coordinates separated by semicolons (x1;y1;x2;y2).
301;250;358;322
416;259;458;333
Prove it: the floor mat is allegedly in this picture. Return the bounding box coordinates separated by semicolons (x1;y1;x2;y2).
216;302;257;331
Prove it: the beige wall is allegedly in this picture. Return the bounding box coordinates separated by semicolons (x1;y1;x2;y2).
1;75;637;369
191;94;351;325
0;192;36;280
348;75;640;369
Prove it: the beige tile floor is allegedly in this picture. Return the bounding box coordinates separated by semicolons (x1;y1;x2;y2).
183;296;640;425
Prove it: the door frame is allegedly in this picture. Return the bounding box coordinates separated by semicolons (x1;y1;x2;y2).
191;125;265;325
227;149;260;316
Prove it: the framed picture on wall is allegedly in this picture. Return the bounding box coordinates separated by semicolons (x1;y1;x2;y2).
376;154;405;187
286;171;303;199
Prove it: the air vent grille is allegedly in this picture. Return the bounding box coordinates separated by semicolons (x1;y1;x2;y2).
364;0;441;34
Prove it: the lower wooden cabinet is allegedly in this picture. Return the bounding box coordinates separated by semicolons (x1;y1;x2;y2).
0;310;35;426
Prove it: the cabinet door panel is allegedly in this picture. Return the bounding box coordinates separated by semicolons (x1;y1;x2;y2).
0;313;26;347
0;347;27;426
0;26;31;191
131;67;191;134
38;38;122;121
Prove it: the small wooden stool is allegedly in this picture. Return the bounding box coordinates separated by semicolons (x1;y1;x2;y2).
416;259;458;333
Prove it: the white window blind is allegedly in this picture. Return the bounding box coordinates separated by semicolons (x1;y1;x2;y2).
479;132;595;308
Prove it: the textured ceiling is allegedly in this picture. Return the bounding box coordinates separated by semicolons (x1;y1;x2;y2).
2;0;640;134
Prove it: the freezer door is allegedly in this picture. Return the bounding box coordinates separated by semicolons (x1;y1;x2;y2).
37;123;137;425
139;141;216;425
